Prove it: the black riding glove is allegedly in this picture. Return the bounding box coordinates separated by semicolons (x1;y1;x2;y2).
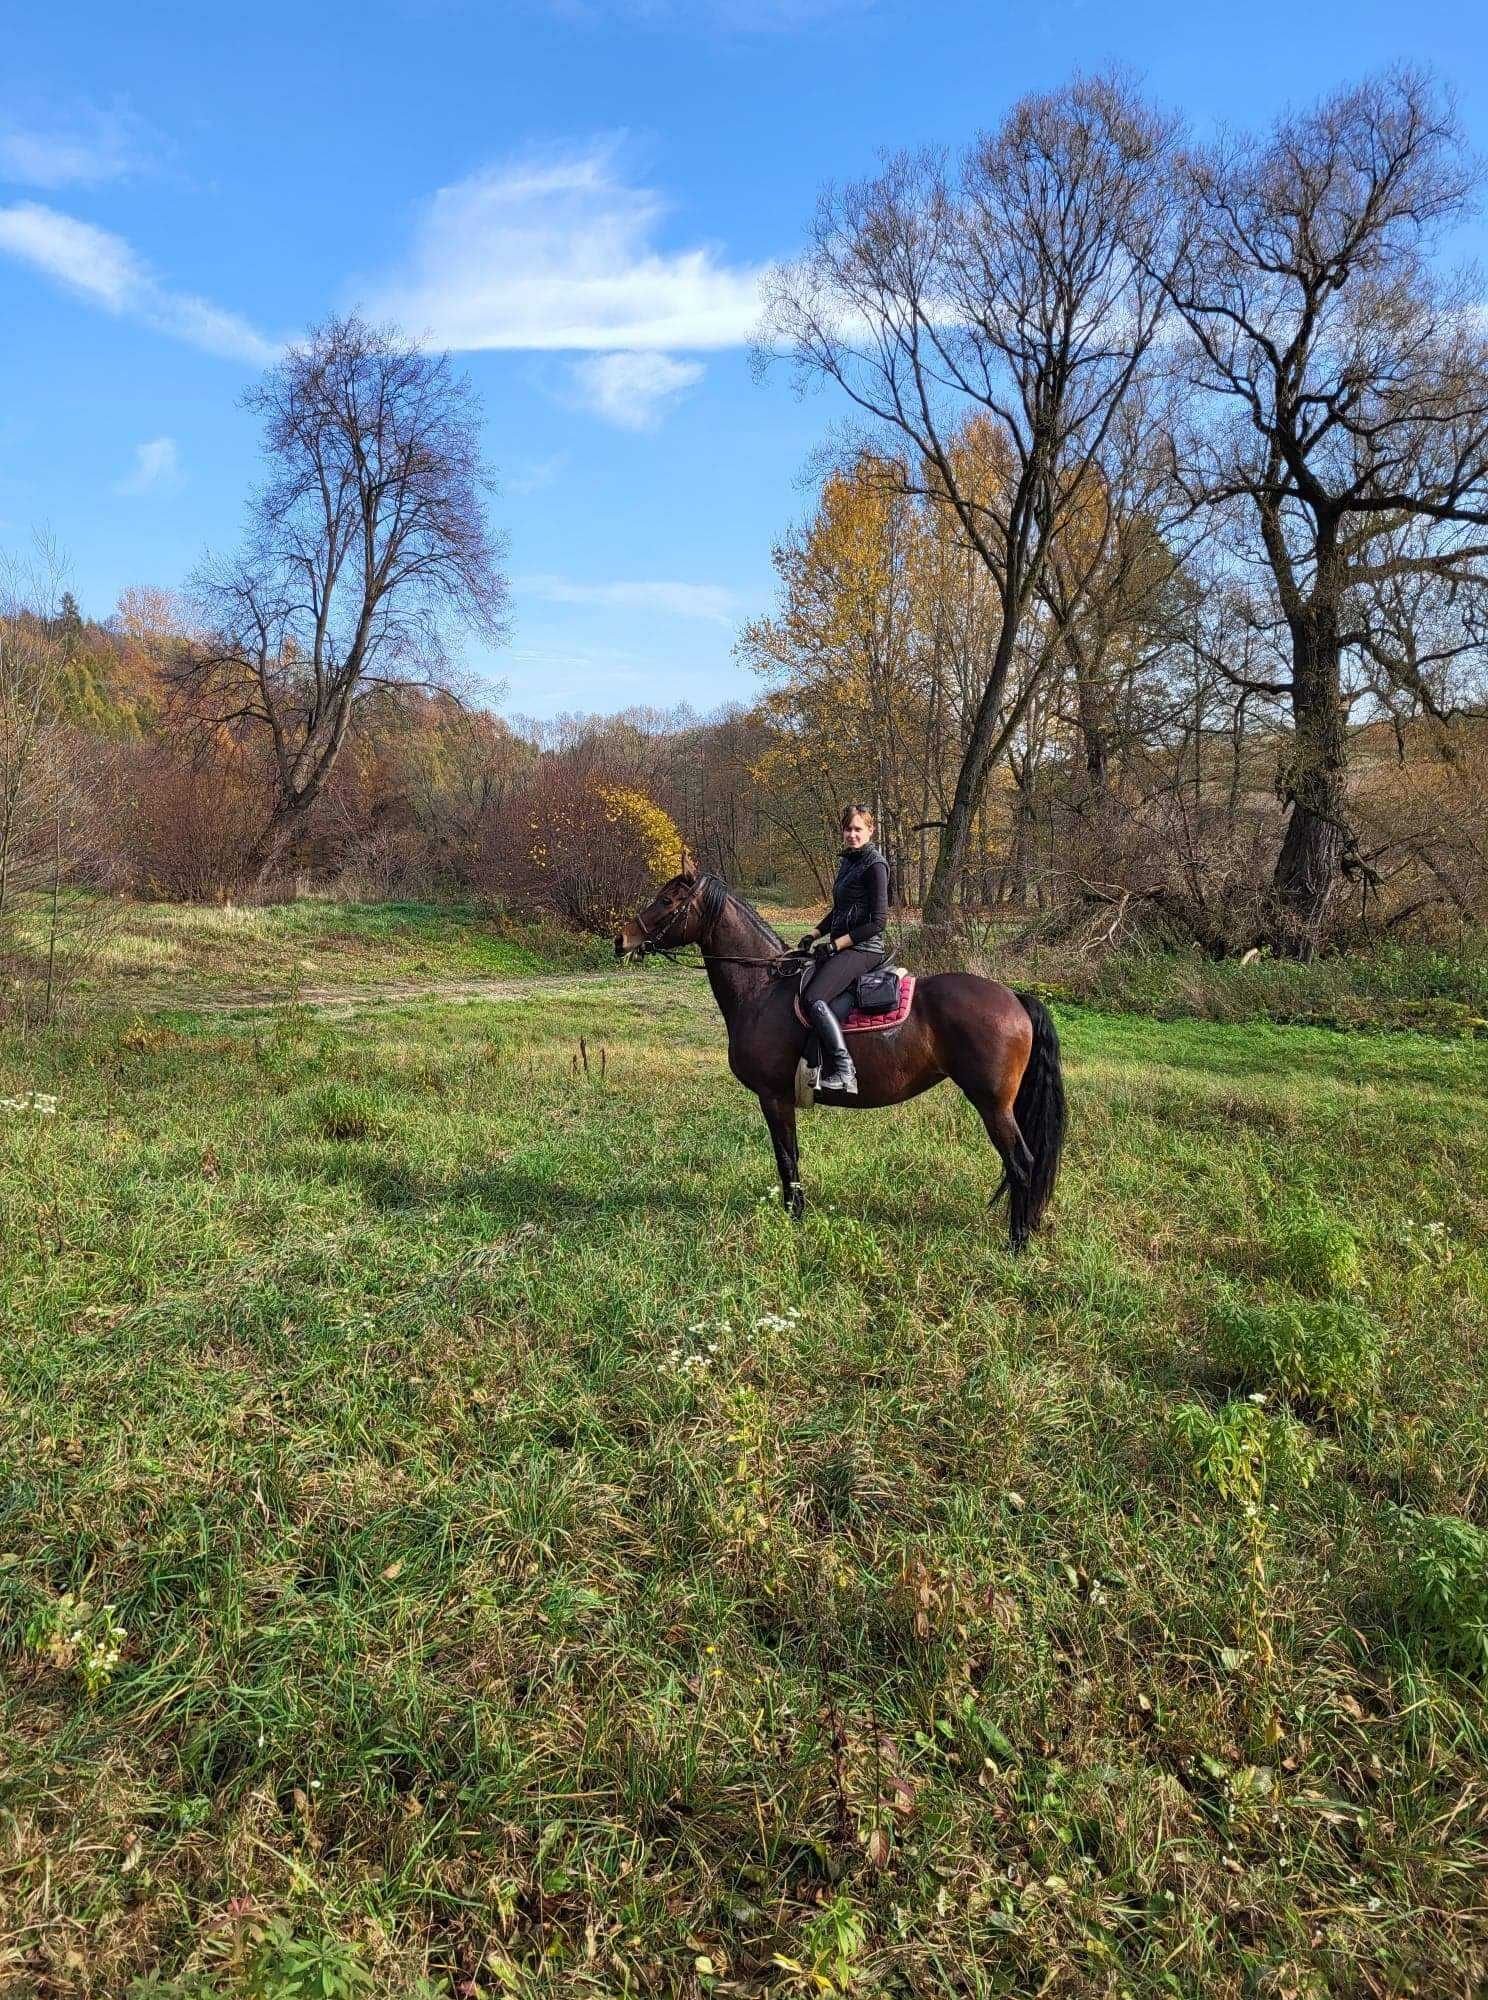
809;934;837;958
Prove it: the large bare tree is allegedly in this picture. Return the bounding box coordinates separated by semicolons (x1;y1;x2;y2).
762;71;1175;928
1159;68;1488;954
183;315;508;880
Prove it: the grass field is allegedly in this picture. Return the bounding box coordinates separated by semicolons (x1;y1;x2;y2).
4;897;612;1014
3;933;1487;1997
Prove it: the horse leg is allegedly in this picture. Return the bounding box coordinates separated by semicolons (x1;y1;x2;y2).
759;1092;804;1219
969;1087;1036;1244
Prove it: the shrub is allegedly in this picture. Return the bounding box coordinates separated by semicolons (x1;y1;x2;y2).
1260;1186;1361;1295
1172;1396;1328;1511
1393;1509;1488;1678
307;1083;390;1142
1211;1295;1382;1412
478;763;684;934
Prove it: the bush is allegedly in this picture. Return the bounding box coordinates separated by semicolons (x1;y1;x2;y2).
1211;1294;1382;1412
1260;1186;1361;1295
307;1083;390;1142
1393;1509;1488;1678
102;738;268;900
478;765;683;933
1171;1395;1328;1508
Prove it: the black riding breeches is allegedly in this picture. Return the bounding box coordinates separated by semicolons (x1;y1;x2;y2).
802;943;888;1012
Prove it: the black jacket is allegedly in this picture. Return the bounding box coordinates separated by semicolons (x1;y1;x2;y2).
815;843;890;947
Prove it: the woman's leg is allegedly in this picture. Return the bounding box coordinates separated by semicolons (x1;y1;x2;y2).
805;945;886;1009
803;947;883;1091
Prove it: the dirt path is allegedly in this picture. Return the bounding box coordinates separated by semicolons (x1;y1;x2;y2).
134;969;627;1018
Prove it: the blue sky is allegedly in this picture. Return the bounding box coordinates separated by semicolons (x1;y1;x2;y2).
4;0;1486;719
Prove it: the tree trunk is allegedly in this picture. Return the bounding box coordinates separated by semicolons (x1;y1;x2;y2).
248;793;314;887
922;624;1020;931
1271;607;1348;959
1008;768;1037;907
1072;647;1108;802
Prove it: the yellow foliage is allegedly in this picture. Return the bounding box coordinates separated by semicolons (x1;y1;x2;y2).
596;783;683;881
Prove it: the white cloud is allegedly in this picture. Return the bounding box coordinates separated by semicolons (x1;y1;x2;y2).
368;138;765;353
570;350;702;429
0;201;275;364
116;436;182;497
520;573;738;623
0;105;153;190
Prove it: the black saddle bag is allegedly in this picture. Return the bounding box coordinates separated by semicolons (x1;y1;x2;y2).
852;966;901;1015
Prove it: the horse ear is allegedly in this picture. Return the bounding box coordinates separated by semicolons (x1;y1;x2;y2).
679;845;698;882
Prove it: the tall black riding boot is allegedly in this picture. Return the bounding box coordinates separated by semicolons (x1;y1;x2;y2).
809;998;858;1094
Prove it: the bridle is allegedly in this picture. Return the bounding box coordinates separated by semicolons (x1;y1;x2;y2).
631;873;802;970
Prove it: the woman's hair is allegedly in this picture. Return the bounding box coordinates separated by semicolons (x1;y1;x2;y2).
839;802;876;831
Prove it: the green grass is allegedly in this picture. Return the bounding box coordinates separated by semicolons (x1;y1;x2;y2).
4;894;611;1010
994;931;1488;1039
2;971;1486;1996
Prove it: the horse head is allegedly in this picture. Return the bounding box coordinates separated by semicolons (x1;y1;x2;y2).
615;848;705;959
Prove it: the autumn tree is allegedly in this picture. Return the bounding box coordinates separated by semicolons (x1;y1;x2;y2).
763;71;1175;929
740;452;929;889
1158;68;1488;955
180;315;509;883
0;543;71;913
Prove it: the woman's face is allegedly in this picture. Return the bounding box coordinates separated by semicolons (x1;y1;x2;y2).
842;814;873;850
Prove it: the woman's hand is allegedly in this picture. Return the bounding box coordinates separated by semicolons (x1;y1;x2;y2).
797;934;816;953
809;934;837;957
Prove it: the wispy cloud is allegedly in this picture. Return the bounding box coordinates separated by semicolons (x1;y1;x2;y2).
368;138;765;353
0;103;155;190
115;436;182;497
0;201;276;364
520;572;738;624
570;350;702;429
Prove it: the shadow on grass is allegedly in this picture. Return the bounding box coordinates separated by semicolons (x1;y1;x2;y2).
323;1149;716;1227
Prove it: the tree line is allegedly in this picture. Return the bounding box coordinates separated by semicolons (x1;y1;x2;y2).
4;64;1488;968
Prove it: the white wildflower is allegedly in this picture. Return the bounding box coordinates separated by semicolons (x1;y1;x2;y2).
2;1091;58;1116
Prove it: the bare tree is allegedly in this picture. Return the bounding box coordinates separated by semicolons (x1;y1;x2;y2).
181;315;509;882
1159;68;1488;954
762;70;1175;928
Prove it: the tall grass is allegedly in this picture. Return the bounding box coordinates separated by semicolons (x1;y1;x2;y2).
990;928;1488;1036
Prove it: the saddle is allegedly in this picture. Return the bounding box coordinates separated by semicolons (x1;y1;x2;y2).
794;967;916;1044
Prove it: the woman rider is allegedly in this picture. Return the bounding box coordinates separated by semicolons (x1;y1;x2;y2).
798;804;891;1095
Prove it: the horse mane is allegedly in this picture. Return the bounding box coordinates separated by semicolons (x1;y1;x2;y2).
703;874;785;955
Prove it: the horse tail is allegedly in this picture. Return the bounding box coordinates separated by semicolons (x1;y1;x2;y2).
1011;993;1066;1249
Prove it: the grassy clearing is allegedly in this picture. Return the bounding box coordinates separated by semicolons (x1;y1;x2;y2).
2;968;1486;1996
4;896;611;1011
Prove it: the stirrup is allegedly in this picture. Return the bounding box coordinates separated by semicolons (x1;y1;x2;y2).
819;1060;858;1095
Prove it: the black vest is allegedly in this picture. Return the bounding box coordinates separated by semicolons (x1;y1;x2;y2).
827;844;889;942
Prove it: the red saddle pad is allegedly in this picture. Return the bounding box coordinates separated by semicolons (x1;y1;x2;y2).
795;971;916;1034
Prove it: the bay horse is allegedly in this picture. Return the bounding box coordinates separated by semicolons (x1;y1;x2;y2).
616;855;1065;1251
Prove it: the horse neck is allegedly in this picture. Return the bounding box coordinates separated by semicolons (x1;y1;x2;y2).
701;894;778;1025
